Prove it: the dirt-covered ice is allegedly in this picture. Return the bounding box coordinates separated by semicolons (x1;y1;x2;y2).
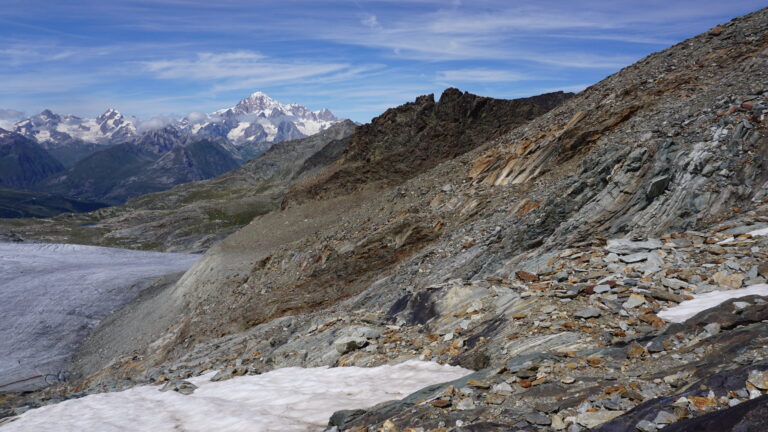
0;243;198;391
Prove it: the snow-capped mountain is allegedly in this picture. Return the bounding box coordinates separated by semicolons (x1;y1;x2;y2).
14;109;137;147
10;91;341;163
180;92;340;155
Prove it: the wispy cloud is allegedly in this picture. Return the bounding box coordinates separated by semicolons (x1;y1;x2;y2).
0;0;763;122
142;51;351;93
437;69;528;83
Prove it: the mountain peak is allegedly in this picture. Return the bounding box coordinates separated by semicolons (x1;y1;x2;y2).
247;91;271;99
234;91;282;113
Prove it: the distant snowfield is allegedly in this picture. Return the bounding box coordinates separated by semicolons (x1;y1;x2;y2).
0;243;199;391
1;360;471;432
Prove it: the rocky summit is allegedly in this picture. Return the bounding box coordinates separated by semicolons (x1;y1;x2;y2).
2;6;768;432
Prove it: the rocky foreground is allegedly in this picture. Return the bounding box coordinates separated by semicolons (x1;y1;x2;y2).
2;7;768;432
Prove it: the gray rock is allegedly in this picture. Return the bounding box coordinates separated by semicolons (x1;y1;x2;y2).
636;419;658;432
576;410;625;428
606;238;662;255
662;278;693;290
594;284;612;294
647;175;671;200
210;366;248;382
160;380;197;395
456;398;475;410
574;307;602;318
346;326;381;340
704;323;721;336
653;410;677;424
328;409;366;429
620;252;651;263
333;336;369;354
525;412;552;425
623;294;646;309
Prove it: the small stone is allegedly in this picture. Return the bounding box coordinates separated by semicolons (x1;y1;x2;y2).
626;342;648;359
381;419;399;432
747;370;768;390
576;410;625;428
211;366;247;382
431;399;451;408
334;336;369;354
758;263;768;279
561;376;576;384
662;278;692;290
606;238;662;255
485;393;506;405
624;294;646;309
636;419;658;432
605;253;620;263
688;396;716;411
653;410;677;424
516;270;539;282
575;307;602;318
733;301;751;310
467;379;490;389
525;412;552;426
491;382;513;394
551;414;567;430
160;380;198;395
456;398;476;410
712;271;744;289
594;284;612;294
620;252;650;263
708;25;724;36
646;175;671;200
704;323;721;336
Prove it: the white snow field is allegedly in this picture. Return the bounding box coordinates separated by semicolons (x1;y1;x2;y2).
0;360;471;432
657;284;768;323
0;243;199;391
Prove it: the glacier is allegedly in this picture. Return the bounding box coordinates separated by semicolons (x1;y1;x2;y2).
0;243;198;391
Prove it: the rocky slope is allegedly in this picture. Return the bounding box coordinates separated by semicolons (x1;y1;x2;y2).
0;186;105;218
2;8;768;432
36;130;242;205
284;89;572;206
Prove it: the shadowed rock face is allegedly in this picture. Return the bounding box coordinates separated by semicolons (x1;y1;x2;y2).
0;129;63;189
283;89;573;207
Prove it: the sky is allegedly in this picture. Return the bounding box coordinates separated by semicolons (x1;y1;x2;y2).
0;1;764;125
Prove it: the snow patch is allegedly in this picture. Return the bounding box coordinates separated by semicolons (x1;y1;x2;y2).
657;284;768;323
2;360;471;432
227;121;249;141
0;243;199;391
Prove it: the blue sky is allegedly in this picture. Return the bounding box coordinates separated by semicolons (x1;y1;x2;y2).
0;1;764;125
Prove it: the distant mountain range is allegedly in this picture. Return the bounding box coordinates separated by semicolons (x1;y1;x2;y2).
0;92;342;211
12;92;341;164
